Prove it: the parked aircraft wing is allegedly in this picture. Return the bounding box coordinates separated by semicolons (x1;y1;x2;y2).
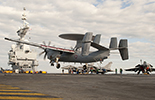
151;68;155;71
125;68;138;71
61;65;77;70
4;37;75;54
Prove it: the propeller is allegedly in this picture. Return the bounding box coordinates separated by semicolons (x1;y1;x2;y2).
39;41;51;60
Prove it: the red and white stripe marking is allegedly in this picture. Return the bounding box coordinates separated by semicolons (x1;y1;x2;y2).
41;45;75;53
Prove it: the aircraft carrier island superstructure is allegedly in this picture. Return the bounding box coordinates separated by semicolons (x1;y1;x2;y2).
8;8;38;72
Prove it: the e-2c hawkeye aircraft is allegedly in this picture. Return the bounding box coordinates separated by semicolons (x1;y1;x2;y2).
5;32;129;69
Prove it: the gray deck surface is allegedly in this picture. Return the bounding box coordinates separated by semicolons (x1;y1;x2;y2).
0;73;155;100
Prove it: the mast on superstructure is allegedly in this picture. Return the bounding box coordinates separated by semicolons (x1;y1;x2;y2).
17;7;29;40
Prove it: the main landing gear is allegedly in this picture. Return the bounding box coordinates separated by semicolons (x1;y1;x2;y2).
51;63;54;66
50;62;60;69
56;63;60;69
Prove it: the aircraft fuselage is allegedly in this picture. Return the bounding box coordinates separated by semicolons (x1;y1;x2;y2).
58;50;110;63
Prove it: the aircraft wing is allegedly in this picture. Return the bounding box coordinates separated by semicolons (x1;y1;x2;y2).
61;65;77;70
5;37;75;54
106;69;114;72
91;42;109;51
125;68;139;71
151;68;155;71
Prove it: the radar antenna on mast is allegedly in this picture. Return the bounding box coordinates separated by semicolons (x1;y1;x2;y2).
17;7;29;40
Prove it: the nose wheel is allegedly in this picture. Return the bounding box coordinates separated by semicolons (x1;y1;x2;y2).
56;63;60;69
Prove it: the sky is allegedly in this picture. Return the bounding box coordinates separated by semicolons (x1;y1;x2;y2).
0;0;155;74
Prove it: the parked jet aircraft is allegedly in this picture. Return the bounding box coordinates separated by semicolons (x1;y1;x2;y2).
82;62;113;74
0;67;13;73
5;32;129;69
61;65;78;73
61;62;113;74
97;62;113;74
125;60;154;74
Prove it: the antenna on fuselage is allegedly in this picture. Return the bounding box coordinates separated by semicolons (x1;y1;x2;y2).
140;59;142;65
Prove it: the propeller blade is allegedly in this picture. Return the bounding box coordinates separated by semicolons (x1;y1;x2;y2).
44;52;47;60
48;41;51;46
43;41;46;45
39;48;48;60
39;51;45;56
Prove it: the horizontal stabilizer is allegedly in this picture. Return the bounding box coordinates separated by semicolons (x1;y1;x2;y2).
91;42;109;51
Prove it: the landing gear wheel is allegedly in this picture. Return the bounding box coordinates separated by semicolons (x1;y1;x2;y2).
137;71;140;75
51;63;54;66
56;63;60;69
83;65;87;70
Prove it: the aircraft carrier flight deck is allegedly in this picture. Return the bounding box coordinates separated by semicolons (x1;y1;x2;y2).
0;73;155;100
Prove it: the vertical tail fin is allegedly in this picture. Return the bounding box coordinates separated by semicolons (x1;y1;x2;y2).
82;32;93;56
102;62;113;70
93;34;101;44
109;37;117;49
118;39;129;60
1;67;4;73
109;37;129;60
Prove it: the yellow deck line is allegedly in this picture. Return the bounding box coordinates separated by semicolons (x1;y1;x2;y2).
0;84;62;100
0;90;31;92
0;92;48;96
0;96;62;100
0;85;8;86
0;85;13;87
0;87;20;89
